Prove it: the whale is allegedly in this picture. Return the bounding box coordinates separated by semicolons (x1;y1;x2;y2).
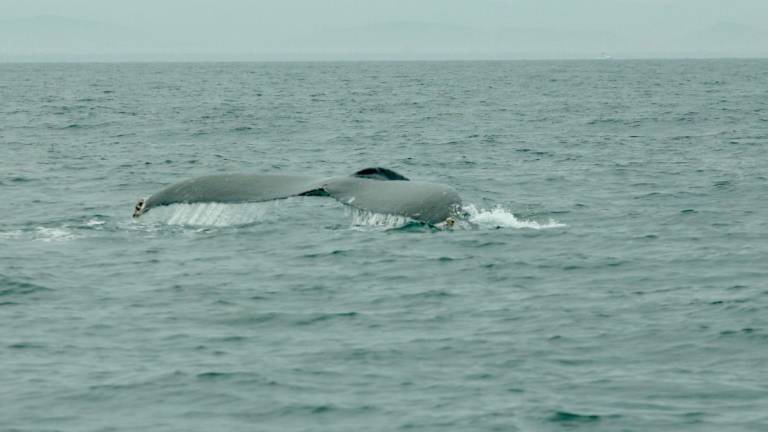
132;167;461;225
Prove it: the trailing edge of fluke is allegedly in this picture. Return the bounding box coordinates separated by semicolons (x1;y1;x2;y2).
133;167;462;226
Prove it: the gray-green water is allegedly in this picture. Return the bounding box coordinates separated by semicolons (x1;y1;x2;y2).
1;60;767;431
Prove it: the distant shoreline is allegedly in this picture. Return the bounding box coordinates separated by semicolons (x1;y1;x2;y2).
2;54;768;63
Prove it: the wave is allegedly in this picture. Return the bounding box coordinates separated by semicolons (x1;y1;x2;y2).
0;275;52;297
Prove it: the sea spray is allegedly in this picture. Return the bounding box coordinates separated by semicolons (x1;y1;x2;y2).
462;204;566;230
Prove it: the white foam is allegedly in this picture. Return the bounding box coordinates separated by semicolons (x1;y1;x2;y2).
85;218;105;227
35;227;77;241
0;230;23;240
462;204;566;230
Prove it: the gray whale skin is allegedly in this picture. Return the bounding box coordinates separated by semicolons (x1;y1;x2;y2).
133;168;461;225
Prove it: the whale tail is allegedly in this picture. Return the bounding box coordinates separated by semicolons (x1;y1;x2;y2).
133;198;146;218
133;167;460;225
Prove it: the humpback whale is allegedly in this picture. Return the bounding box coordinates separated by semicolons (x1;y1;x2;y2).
133;168;461;225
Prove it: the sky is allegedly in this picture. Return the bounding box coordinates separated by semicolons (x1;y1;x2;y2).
1;0;767;60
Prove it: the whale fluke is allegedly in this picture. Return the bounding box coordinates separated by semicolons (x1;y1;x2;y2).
352;167;409;181
133;168;461;225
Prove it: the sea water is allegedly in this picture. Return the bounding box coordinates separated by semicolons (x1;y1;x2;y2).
1;60;767;431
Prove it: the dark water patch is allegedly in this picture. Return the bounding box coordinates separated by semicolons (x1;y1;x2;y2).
220;312;280;326
369;289;455;306
295;311;359;326
387;221;435;233
549;411;602;423
195;371;266;382
515;148;555;157
708;296;751;306
680;411;707;423
302;249;351;258
399;289;456;301
585;117;637;126
266;403;373;416
473;241;506;247
7;342;46;349
211;336;248;343
0;276;52;297
464;372;496;380
718;328;766;339
554;358;594;366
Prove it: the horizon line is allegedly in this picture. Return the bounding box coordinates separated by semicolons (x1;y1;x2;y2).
2;53;768;63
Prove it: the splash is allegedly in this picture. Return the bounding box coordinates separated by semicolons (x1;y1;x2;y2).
462;204;566;230
139;202;278;227
346;207;414;229
130;200;565;231
85;219;105;227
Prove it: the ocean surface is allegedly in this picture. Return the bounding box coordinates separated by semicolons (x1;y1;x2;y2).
1;60;767;431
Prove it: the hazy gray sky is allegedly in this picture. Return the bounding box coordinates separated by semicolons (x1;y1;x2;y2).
1;0;767;60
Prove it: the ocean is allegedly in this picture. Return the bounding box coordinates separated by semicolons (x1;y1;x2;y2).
1;60;767;431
